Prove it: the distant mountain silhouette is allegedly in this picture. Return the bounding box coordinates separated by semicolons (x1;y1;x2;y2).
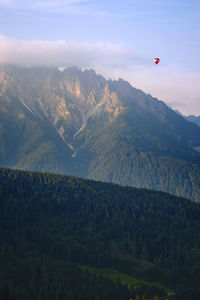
185;115;200;128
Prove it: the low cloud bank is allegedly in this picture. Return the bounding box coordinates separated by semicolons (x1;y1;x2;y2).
0;34;142;68
0;34;200;116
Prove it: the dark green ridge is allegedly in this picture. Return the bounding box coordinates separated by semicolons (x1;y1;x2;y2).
0;167;200;299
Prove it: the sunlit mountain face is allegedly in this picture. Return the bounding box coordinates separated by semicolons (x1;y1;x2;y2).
1;64;200;201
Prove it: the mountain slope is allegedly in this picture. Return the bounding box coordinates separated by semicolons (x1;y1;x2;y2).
1;167;200;299
74;109;200;201
0;68;74;173
0;65;200;201
185;115;200;128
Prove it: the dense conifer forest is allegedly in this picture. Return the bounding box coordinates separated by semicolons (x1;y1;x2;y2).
0;167;200;299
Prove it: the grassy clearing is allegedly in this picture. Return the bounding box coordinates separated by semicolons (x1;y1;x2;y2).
79;265;174;296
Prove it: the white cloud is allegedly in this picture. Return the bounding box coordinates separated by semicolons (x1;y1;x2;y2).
0;0;102;15
0;34;140;67
0;34;200;116
0;0;83;6
0;0;12;3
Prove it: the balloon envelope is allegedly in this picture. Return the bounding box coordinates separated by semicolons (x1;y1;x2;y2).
154;58;160;64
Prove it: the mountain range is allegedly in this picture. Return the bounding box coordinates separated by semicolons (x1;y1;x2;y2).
185;115;200;128
0;64;200;201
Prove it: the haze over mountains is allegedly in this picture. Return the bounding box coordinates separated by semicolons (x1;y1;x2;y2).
185;115;200;128
0;64;200;201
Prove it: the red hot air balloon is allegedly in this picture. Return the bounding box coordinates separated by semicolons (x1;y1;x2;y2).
154;58;160;64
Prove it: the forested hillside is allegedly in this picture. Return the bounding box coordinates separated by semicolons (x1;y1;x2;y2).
0;167;200;299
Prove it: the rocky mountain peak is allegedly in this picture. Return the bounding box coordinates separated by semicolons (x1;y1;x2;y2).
97;84;124;117
1;65;200;201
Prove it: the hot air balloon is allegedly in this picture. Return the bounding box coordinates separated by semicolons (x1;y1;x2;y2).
154;58;160;64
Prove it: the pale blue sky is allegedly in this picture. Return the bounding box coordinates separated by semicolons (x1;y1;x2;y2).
0;0;200;115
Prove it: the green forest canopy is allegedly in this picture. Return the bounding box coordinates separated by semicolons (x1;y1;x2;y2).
0;167;200;299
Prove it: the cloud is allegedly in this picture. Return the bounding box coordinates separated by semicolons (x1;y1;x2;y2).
0;34;142;68
0;0;104;16
0;0;160;17
0;34;200;116
0;0;84;6
0;0;12;3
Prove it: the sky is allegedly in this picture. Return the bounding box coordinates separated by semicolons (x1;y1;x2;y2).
0;0;200;115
